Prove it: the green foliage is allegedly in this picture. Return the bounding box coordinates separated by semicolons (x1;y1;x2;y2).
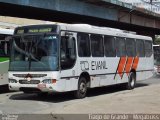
154;36;160;44
0;57;9;62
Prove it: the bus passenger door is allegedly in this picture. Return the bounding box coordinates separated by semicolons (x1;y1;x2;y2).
60;32;78;91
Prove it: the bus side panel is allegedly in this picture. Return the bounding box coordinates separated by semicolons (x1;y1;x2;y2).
64;77;79;91
135;56;153;81
99;58;118;86
135;58;146;81
77;57;95;87
116;73;128;84
89;57;104;88
0;61;9;85
115;57;128;84
0;73;8;85
54;79;68;92
144;55;154;80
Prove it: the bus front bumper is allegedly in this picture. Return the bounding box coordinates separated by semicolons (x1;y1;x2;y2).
9;83;59;93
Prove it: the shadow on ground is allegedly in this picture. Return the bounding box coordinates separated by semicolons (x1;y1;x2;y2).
9;82;149;103
0;84;10;94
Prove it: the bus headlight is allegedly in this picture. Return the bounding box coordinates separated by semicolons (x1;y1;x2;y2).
9;79;17;83
42;79;56;84
154;66;157;70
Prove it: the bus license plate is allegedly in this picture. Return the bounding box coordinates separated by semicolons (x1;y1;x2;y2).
38;84;46;89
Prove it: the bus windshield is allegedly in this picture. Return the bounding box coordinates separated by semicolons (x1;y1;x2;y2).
9;34;59;71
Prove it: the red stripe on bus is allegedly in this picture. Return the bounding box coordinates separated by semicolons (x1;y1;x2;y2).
132;57;139;70
117;57;127;78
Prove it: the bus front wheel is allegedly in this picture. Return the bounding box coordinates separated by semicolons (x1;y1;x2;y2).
127;72;136;90
74;77;87;99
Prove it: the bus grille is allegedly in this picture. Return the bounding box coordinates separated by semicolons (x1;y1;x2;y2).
19;80;40;84
13;74;47;78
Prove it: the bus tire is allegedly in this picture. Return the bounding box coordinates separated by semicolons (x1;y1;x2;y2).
74;77;87;99
23;91;32;94
127;72;136;90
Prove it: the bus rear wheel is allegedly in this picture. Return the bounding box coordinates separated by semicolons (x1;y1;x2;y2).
74;77;87;99
127;72;136;90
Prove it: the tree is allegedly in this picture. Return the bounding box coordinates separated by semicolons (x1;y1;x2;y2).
154;35;160;44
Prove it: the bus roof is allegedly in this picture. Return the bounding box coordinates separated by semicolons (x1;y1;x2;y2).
14;23;152;41
60;23;152;41
0;28;14;35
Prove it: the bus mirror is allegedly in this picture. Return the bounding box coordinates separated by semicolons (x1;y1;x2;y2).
4;42;8;55
5;36;12;41
65;32;73;39
61;49;66;61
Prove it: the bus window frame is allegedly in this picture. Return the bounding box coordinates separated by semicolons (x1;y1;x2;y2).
115;37;126;57
126;38;136;57
135;39;145;57
104;35;116;57
77;32;91;57
90;33;104;57
144;40;153;57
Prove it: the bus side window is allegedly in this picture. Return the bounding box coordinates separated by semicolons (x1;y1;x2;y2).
116;37;126;57
145;40;152;57
126;38;136;57
60;36;76;70
77;33;90;57
90;34;104;57
104;36;116;57
136;39;145;57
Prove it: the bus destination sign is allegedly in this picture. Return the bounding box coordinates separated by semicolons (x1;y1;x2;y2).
15;25;57;34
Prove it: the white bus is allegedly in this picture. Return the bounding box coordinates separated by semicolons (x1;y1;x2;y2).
8;24;153;98
0;28;14;86
153;44;160;75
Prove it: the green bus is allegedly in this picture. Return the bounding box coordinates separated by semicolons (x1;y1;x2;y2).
0;28;13;86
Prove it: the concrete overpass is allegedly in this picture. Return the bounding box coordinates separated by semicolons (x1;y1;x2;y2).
0;0;159;38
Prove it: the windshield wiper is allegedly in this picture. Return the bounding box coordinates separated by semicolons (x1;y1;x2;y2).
13;40;39;60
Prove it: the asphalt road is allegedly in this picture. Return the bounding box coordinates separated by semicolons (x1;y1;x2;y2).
0;75;159;119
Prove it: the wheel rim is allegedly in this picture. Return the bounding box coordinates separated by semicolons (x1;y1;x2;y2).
80;82;86;94
130;76;135;87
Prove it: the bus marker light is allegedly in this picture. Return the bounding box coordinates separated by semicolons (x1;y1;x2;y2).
26;77;32;82
52;79;57;84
